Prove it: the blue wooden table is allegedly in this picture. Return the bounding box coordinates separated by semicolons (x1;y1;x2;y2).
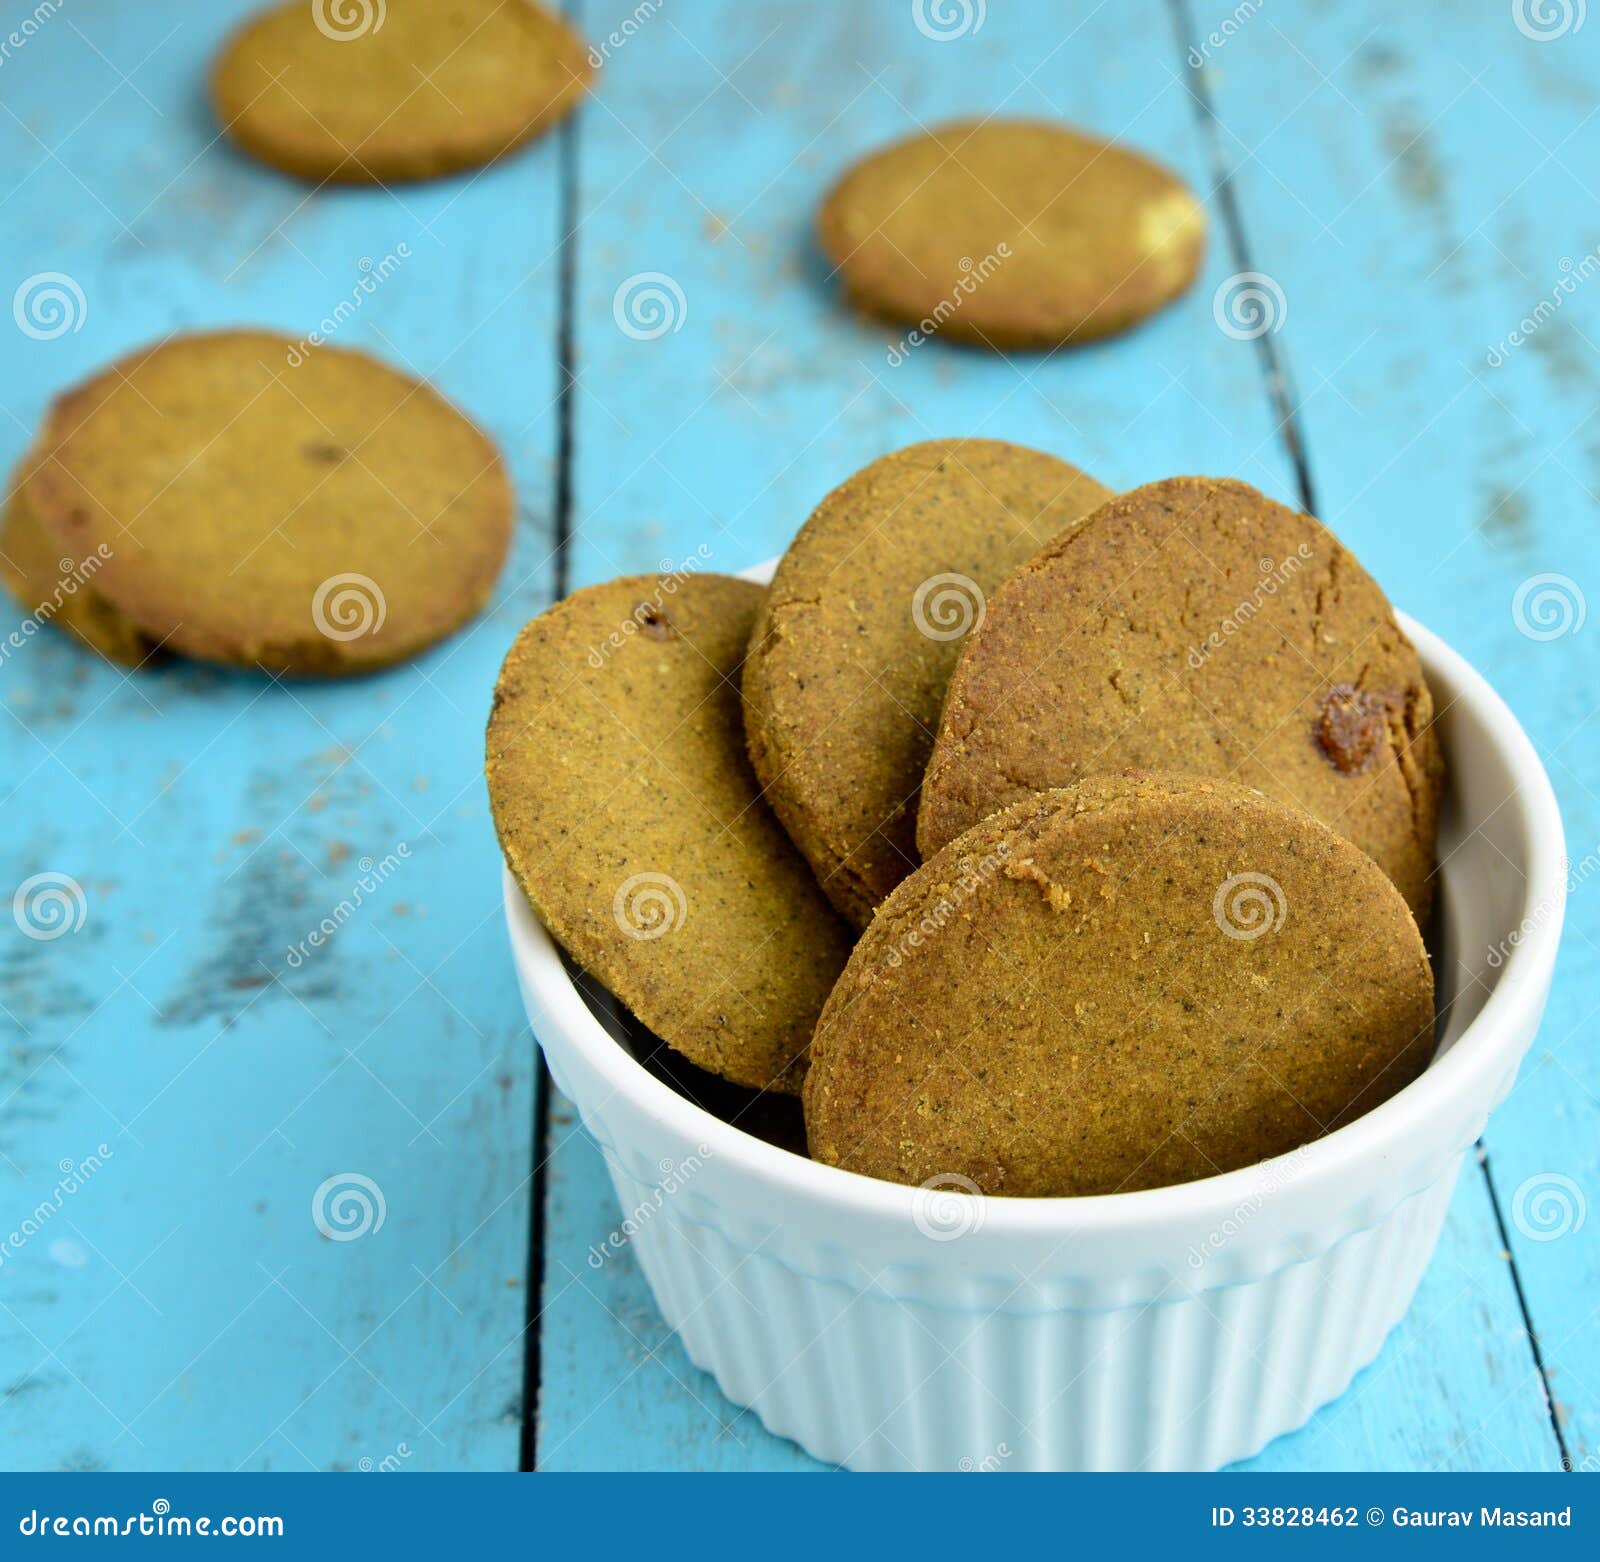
0;0;1594;1472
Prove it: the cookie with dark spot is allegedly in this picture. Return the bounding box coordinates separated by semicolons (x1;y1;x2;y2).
1;450;158;667
819;118;1206;349
806;774;1435;1196
25;331;511;676
918;478;1442;923
743;439;1110;927
488;573;853;1094
212;0;592;184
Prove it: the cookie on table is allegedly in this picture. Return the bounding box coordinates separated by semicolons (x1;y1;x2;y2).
806;775;1435;1197
819;118;1206;349
0;451;158;668
487;573;854;1095
24;331;511;676
743;439;1111;928
212;0;592;184
918;477;1443;924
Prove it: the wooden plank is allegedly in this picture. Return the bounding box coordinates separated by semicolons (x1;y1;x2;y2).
563;0;1296;596
1193;0;1596;1470
538;1129;1556;1471
536;1097;819;1471
536;0;1535;1471
0;0;561;1471
1243;1162;1556;1471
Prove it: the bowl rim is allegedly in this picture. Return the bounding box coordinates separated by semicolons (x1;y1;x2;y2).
504;608;1566;1235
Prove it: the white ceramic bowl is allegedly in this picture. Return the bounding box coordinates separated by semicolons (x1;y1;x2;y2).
504;603;1565;1471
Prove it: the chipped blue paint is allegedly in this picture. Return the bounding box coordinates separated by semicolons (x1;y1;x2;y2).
0;0;558;1472
0;0;1584;1472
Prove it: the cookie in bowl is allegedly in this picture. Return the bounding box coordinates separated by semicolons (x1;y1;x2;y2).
488;572;853;1095
743;438;1110;927
807;773;1435;1197
918;477;1444;923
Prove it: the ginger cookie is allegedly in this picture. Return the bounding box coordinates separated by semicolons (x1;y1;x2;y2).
819;118;1206;349
488;573;853;1095
212;0;592;184
805;775;1435;1197
742;439;1110;927
1;450;158;668
24;331;511;676
918;478;1442;923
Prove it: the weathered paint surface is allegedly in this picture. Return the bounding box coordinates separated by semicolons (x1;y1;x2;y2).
0;0;1587;1471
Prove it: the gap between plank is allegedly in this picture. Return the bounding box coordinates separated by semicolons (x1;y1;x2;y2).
1167;0;1570;1474
1478;1143;1573;1471
517;0;1571;1477
1166;0;1318;518
521;24;584;1472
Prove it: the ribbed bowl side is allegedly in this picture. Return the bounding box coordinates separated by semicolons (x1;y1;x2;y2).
592;1139;1464;1471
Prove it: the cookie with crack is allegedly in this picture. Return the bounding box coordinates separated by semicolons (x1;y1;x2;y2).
0;449;158;667
819;118;1205;348
212;0;592;184
805;775;1435;1196
488;573;854;1094
24;331;511;676
742;439;1110;927
918;478;1442;923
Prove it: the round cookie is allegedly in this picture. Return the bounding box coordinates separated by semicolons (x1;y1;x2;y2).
212;0;592;184
488;573;854;1095
819;118;1206;349
743;439;1111;928
805;775;1436;1197
25;331;511;676
918;478;1442;924
1;451;158;667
